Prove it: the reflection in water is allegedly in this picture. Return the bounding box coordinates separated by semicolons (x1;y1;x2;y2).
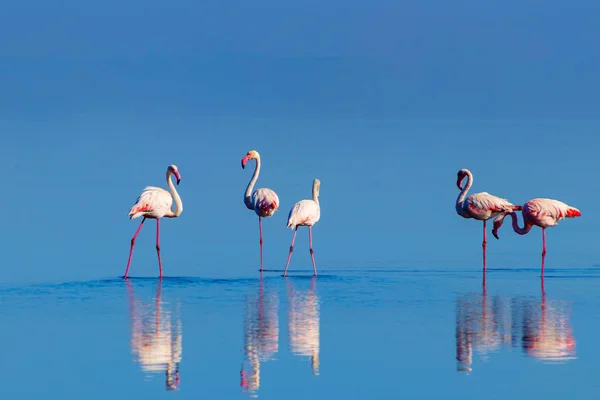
521;280;576;363
126;279;182;391
240;279;279;398
456;277;576;372
286;277;320;375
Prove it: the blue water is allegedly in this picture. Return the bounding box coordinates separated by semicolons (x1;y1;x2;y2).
1;267;597;399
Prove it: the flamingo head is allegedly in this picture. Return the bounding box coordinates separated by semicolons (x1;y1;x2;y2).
312;178;321;197
168;164;181;185
456;168;469;189
492;214;506;240
241;150;259;169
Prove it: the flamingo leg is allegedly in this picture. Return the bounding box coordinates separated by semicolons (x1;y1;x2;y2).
156;218;163;278
309;226;317;276
283;227;298;277
541;228;546;277
258;217;264;272
124;217;146;278
482;220;487;272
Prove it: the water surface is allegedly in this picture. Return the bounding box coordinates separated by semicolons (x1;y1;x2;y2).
0;267;597;399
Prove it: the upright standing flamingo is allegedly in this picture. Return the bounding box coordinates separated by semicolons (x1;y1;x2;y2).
492;198;581;276
283;179;321;277
124;164;183;278
456;168;521;270
241;150;280;272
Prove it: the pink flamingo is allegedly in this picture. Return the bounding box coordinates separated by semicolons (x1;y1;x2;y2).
241;150;280;272
492;198;581;276
124;165;183;278
456;168;522;270
283;179;321;277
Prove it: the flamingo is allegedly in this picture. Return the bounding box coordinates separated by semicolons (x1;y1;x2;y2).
124;164;183;278
456;168;521;270
241;150;280;272
492;198;581;276
283;179;321;277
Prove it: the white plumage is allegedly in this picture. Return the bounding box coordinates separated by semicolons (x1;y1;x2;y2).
461;191;518;221
522;198;581;228
252;188;280;218
129;186;174;220
287;200;320;229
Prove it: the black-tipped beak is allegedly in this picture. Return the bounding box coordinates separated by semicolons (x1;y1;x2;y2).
492;230;499;240
176;178;181;185
241;155;251;169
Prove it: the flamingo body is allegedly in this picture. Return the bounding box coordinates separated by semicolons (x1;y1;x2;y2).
287;199;320;229
129;186;175;220
251;188;280;217
459;192;521;221
520;198;581;229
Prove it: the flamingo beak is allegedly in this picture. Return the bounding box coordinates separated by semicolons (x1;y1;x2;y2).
241;155;251;169
174;171;181;185
492;228;500;240
492;219;503;239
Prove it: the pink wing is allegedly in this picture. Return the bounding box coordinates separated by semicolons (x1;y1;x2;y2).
465;192;520;220
524;198;581;227
128;186;173;219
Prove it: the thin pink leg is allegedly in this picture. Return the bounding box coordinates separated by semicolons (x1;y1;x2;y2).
482;220;487;272
283;227;298;277
541;228;546;277
124;217;146;278
258;217;264;272
156;218;163;278
309;226;317;276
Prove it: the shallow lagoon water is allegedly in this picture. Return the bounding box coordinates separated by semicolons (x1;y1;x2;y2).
1;267;599;399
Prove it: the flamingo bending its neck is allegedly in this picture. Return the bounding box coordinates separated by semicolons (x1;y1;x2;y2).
492;198;581;276
124;164;183;278
455;168;521;270
283;179;321;277
241;150;280;272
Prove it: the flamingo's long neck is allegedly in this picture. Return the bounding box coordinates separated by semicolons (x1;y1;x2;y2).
166;170;183;217
245;156;261;210
456;170;473;217
508;211;532;235
312;182;320;206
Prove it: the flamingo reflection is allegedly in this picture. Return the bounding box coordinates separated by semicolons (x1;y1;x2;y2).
126;279;182;391
456;276;575;372
240;279;279;398
286;277;320;375
456;276;509;372
521;280;576;363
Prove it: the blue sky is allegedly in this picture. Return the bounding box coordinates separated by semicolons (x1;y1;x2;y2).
1;0;599;283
